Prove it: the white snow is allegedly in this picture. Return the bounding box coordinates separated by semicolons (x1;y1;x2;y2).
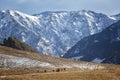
61;63;104;70
74;48;80;54
9;10;41;27
116;37;120;41
0;54;55;68
92;58;105;63
72;63;104;70
85;12;94;19
94;40;99;43
72;56;83;60
108;16;117;20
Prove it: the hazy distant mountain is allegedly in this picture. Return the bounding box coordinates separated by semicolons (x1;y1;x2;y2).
63;21;120;64
0;10;119;56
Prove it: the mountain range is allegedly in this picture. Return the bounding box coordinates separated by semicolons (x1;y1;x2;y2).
0;10;120;57
63;20;120;64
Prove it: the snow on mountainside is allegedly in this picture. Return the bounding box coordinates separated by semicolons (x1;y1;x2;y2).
111;13;120;20
63;20;120;64
0;10;119;57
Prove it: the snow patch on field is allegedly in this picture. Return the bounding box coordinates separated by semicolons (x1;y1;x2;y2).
71;56;83;60
72;63;104;70
0;54;105;70
60;63;104;70
0;54;55;68
92;58;105;63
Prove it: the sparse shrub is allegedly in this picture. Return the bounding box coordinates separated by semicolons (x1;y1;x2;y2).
52;70;55;72
63;68;66;71
37;70;40;73
56;68;60;72
44;70;47;72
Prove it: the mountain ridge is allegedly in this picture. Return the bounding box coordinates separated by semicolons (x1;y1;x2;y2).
0;10;120;57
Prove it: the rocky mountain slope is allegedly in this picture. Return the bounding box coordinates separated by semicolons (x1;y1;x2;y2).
0;10;119;56
63;20;120;64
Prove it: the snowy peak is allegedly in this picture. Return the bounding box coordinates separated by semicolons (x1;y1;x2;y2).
0;10;120;57
10;10;40;27
0;10;40;27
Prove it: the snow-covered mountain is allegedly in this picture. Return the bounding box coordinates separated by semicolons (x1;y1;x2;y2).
0;10;119;57
63;20;120;64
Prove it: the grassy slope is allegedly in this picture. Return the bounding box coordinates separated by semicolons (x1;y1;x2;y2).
0;45;108;67
0;46;120;80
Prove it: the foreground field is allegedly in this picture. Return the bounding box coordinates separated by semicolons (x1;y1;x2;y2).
0;69;120;80
0;46;120;80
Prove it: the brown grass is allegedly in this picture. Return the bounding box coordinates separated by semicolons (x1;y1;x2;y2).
0;69;120;80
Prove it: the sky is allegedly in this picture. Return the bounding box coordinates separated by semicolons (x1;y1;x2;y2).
0;0;120;15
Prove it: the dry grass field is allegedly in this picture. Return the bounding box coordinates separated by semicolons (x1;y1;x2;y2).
0;69;120;80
